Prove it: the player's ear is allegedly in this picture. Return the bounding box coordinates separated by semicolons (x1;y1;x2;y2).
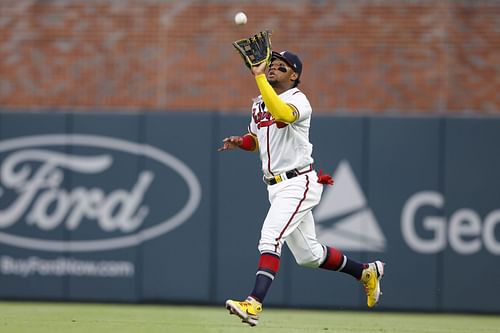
290;72;301;87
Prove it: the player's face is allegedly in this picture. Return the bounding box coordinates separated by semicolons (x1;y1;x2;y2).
267;60;296;87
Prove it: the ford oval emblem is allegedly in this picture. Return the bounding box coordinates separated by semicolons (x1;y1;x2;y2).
0;134;202;252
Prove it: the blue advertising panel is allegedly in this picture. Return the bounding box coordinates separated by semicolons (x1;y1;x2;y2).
367;117;442;310
140;113;211;303
1;110;499;314
0;111;70;299
441;118;500;312
65;112;143;301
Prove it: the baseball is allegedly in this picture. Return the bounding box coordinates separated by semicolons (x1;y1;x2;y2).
234;12;247;25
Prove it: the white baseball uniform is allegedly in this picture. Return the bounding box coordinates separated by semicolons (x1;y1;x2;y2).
248;87;326;267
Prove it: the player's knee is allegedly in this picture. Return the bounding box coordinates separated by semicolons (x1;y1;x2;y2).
294;254;322;268
258;241;280;255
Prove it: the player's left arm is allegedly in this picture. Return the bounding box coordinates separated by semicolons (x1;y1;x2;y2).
218;133;258;152
254;74;298;123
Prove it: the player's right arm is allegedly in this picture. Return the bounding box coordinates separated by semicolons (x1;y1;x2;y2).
251;62;298;123
254;74;297;123
218;133;258;152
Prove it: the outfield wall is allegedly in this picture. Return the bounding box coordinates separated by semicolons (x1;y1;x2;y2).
0;111;499;313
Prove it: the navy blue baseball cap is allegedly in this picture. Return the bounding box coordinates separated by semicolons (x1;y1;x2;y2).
271;50;303;79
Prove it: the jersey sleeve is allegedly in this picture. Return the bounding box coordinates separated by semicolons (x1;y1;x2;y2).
255;74;297;123
288;90;312;123
248;103;258;135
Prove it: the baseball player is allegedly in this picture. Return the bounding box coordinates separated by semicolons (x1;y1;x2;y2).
218;51;385;327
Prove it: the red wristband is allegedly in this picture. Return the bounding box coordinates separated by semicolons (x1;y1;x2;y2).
239;134;255;151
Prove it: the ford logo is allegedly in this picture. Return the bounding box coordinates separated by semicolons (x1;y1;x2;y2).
0;134;202;252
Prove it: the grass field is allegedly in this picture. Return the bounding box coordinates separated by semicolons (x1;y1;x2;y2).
1;301;498;333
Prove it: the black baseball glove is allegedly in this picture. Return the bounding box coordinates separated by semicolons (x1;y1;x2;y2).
232;30;272;69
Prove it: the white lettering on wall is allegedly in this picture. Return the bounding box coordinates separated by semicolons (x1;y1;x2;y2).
402;191;500;255
0;149;152;232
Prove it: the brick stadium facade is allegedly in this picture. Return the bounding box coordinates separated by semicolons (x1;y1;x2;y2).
0;0;499;114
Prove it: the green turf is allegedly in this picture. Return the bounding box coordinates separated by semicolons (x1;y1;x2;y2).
0;301;498;333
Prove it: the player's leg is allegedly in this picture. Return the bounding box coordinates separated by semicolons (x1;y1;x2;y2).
286;212;385;307
249;191;314;302
226;210;290;326
286;211;362;274
284;211;324;267
251;174;322;301
225;205;292;326
226;174;320;325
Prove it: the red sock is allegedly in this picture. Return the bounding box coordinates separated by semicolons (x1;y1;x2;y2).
319;246;344;270
250;252;280;302
320;246;365;280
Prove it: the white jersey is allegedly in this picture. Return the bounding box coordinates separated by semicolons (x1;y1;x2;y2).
248;87;314;178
